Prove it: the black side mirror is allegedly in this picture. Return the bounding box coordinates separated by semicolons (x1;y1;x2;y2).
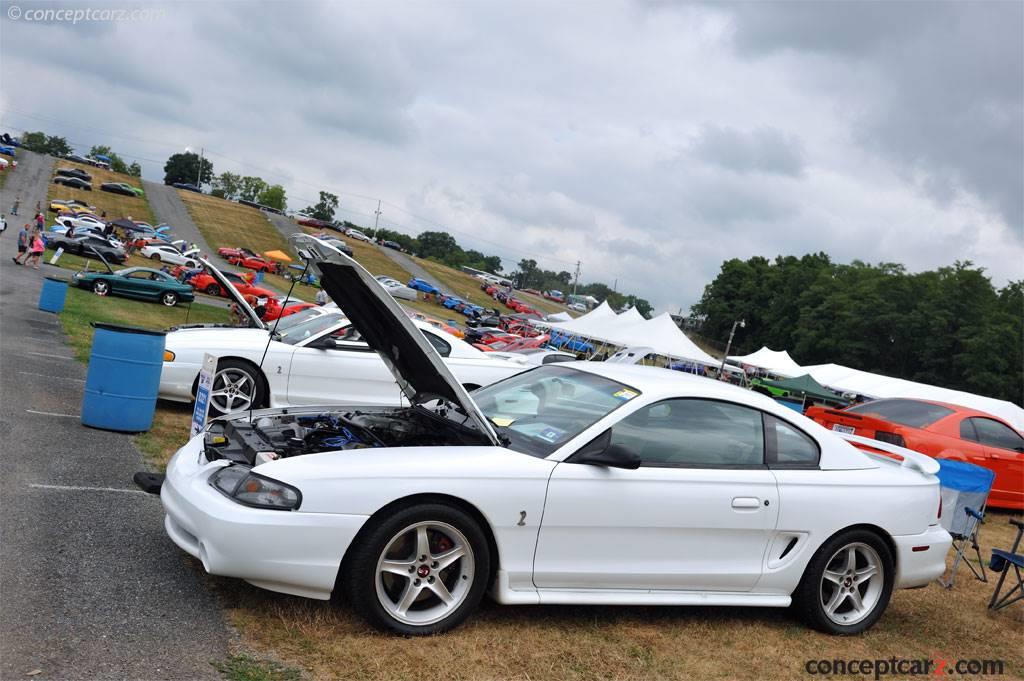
309;336;338;350
571;431;641;470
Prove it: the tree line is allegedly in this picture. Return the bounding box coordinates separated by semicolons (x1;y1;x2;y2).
691;254;1023;406
162;152;288;212
18;132;142;176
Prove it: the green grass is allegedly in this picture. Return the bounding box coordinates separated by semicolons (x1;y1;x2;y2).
212;654;302;681
57;285;229;469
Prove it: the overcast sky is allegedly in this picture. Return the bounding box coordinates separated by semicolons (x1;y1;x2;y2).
2;0;1021;313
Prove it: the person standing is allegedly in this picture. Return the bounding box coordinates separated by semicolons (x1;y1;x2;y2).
12;224;30;264
11;195;20;216
25;230;45;269
35;212;44;231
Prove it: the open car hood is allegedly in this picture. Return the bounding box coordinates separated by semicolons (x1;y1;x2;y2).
288;233;501;447
84;245;115;274
198;256;267;331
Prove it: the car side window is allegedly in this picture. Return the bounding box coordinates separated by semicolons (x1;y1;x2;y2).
959;419;979;442
609;398;765;468
764;415;820;467
970;418;1024;452
423;330;452;358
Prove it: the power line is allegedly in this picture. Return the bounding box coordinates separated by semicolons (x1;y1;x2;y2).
1;107;644;289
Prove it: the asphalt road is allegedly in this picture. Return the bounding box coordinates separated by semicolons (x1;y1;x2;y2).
375;246;450;295
142;180;230;270
1;152;229;679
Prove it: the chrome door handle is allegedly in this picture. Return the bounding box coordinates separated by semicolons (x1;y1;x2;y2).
732;497;760;509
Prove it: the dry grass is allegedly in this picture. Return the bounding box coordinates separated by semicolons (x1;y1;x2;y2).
46;160;154;224
177;191;291;255
207;513;1023;680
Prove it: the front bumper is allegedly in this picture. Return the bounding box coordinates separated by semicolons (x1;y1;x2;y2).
893;524;952;589
159;359;201;403
161;435;369;600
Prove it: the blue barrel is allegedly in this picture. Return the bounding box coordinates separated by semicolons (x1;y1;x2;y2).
81;323;167;432
254;271;264;283
38;276;69;313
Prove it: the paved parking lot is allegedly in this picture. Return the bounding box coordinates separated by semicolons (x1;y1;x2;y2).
1;158;229;680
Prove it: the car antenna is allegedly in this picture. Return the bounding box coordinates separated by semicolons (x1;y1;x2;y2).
250;259;310;424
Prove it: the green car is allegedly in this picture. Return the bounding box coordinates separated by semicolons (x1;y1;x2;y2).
73;266;195;307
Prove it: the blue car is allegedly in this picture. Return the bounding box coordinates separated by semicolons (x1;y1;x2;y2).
441;296;465;310
549;330;594;354
461;304;485;318
0;145;16;156
407;277;441;295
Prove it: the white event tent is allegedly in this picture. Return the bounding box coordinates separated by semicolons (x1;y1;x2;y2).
546;307;719;366
728;347;804;377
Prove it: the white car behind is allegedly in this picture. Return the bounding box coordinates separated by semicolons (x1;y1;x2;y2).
141;244;200;267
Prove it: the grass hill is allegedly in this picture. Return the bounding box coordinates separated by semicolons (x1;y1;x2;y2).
46;161;154;224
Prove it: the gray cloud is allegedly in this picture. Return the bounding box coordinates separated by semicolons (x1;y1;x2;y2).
1;0;1020;314
691;125;805;176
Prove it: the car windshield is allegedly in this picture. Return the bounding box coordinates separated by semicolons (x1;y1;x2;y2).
466;365;640;458
276;312;345;345
269;306;330;332
846;399;955;428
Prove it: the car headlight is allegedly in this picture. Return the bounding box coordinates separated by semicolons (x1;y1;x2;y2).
209;466;301;510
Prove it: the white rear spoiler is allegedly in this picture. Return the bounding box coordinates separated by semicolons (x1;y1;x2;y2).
838;433;940;476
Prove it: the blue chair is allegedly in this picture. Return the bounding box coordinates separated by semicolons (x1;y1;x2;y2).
988;519;1024;612
936;459;995;588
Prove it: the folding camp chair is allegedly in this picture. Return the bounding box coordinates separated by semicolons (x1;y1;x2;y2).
988;519;1024;611
935;459;995;589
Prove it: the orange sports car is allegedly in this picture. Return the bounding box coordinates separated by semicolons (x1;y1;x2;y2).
807;399;1023;510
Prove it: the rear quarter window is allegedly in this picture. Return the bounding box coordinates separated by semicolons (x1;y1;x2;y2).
846;399;955;429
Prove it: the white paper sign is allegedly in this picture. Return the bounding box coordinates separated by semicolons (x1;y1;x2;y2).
190;353;218;437
49;247;64;265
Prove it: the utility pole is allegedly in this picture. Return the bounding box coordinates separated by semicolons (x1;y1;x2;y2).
718;319;745;380
373;200;382;232
572;260;581;296
195;147;204;189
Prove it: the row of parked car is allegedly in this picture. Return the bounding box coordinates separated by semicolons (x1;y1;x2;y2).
52;166;146;196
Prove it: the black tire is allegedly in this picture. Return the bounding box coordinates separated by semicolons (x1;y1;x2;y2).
92;280;109;296
204;283;221;296
161;291;178;307
150;253;161;261
207;358;266;417
342;503;490;635
793;529;894;635
185;260;197;268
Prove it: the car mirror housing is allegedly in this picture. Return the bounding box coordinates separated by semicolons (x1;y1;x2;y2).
571;431;641;470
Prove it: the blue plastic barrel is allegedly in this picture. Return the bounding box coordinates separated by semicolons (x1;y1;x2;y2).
254;271;264;283
38;276;69;313
81;323;167;432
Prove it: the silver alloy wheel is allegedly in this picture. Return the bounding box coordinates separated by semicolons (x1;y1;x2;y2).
819;542;884;626
375;521;475;626
161;292;177;307
210;366;256;413
93;280;109;296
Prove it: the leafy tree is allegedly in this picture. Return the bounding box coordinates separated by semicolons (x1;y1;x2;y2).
302;191;339;222
163;152;213;186
517;258;539;288
20;131;71;157
89;147;130;174
238;176;268;202
418;231;461;261
258;184;287;211
213;172;242;200
127;162;142;177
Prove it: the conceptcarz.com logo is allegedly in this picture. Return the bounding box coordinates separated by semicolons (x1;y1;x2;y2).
804;657;1005;679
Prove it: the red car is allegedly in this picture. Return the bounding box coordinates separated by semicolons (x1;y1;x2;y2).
296;216;332;229
181;269;276;299
807;399;1024;510
217;246;256;260
488;334;550;352
262;298;317;322
227;252;278;273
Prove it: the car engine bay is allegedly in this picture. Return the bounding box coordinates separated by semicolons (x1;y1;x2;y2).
204;406;487;465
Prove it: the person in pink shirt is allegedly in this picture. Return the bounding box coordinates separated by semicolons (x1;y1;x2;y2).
25;230;45;269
